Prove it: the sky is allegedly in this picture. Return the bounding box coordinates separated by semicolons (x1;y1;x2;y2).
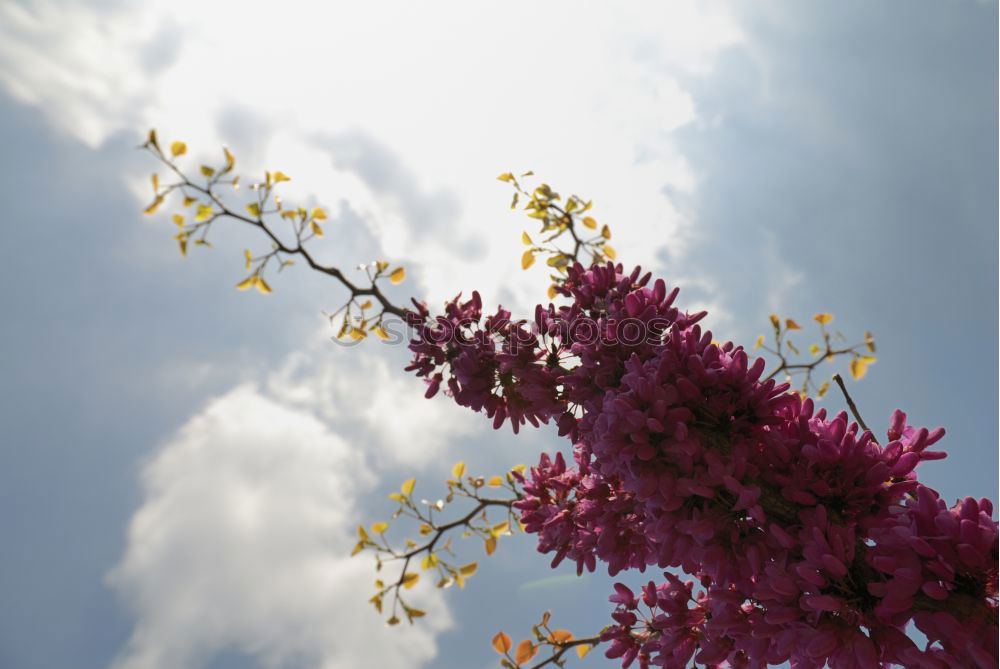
0;2;996;669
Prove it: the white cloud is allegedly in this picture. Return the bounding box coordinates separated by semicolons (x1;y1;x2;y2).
266;331;476;468
108;384;451;669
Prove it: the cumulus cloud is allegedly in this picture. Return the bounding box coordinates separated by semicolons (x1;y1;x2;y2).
108;385;451;669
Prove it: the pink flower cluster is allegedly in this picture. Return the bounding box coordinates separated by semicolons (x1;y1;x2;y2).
408;263;998;668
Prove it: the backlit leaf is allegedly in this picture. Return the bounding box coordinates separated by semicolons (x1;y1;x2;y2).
814;313;833;325
491;521;509;537
459;562;478;576
235;276;255;291
865;330;876;353
549;629;573;644
402;572;419;589
485;536;497;555
603;244;617;260
246;202;261;218
785;319;802;330
601;224;611;239
547;284;557;300
255;277;272;294
754;335;764;350
576;645;592;658
408;608;426;619
371;521;389;534
311;207;327;221
194;204;213;222
147;128;160;151
310;221;324;236
522;231;532;245
521;250;535;270
143;195;164;215
515;640;538;665
170;141;187;157
582;216;597;229
273;171;291;182
452;461;466;479
421;553;438;570
401;478;416;496
375;325;390;341
244;248;253;269
492;631;513;654
200;165;215;177
390;267;406;284
151;173;159;192
487;475;503;487
496;172;515;183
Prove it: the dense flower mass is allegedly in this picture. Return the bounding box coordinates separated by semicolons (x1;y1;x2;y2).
408;262;998;669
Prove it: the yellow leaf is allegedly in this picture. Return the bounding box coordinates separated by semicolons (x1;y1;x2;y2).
582;216;597;229
785;319;802;331
849;355;876;381
421;553;438;570
273;171;291;182
350;327;367;341
818;380;830;398
388;492;405;502
374;325;390;341
311;207;327;221
246;202;261;218
510;192;519;209
451;461;466;479
487;475;503;487
547;284;558;300
200;165;215;177
492;631;512;654
408;608;426;619
401;478;416;496
576;644;592;659
485;536;497;555
371;521;389;534
177;237;187;256
170;141;187;157
491;521;509;537
151;173;159;192
235;276;255;291
402;572;419;589
143;195;164;215
310;221;324;237
521;250;535;270
223;146;235;170
350;541;365;556
194;204;213;222
459;562;478;576
357;525;370;541
281;210;298;220
172;214;184;227
147;128;160;151
183;196;196;207
603;244;616;260
511;464;527;474
769;314;781;329
549;629;573;644
601;224;611;239
389;267;406;285
810;344;821;356
386;616;400;626
360;300;373;310
814;313;833;325
255;277;272;294
522;231;532;245
515;640;538;665
496;172;515;183
244;248;253;270
419;523;433;536
754;335;764;350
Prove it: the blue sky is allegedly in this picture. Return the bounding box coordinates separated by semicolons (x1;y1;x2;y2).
0;2;995;668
